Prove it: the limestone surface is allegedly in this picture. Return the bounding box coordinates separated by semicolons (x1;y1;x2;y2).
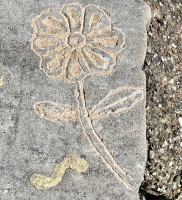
0;0;150;199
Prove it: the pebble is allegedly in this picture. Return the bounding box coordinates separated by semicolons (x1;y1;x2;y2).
174;175;181;185
179;118;182;126
149;150;155;159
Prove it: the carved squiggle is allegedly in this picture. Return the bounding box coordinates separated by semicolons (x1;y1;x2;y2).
30;154;88;190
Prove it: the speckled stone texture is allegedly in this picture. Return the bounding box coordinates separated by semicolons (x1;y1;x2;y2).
140;0;182;199
0;0;150;199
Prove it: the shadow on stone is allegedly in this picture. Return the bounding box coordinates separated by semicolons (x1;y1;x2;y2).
139;189;172;200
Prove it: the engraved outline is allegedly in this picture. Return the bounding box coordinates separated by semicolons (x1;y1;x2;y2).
31;2;125;82
30;3;144;191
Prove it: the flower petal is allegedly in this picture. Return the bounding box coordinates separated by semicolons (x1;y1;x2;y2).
87;28;125;55
35;37;59;48
32;33;67;57
83;4;111;37
40;47;72;80
66;50;89;81
32;9;70;36
62;3;84;33
82;45;116;76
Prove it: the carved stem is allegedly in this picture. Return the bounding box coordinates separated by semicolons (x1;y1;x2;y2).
76;80;132;190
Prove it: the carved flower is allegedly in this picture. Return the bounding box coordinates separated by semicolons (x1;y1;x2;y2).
31;3;125;81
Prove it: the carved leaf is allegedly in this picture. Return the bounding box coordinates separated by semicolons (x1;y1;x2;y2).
89;87;144;120
34;101;79;123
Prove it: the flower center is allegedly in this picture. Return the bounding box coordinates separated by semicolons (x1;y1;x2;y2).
68;33;86;49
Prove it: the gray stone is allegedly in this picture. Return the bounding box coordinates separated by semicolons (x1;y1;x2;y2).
0;0;150;199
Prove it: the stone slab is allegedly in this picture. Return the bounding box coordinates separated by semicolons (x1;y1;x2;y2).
0;0;150;199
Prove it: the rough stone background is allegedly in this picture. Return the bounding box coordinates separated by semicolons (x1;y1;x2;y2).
0;0;150;200
140;0;182;200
